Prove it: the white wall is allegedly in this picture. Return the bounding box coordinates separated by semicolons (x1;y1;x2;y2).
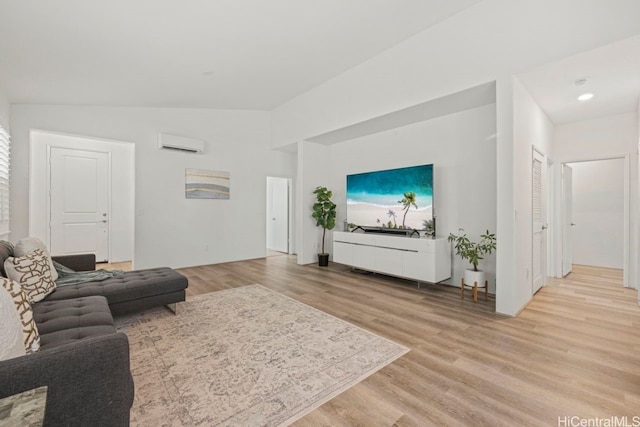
569;159;625;269
554;113;638;160
330;104;497;291
0;90;9;130
297;141;330;265
10;105;296;269
270;0;640;316
512;79;554;311
554;112;639;287
29;130;135;263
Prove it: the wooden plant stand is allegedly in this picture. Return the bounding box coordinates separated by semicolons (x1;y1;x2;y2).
461;278;488;303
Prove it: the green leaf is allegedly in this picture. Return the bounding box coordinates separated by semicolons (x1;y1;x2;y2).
311;186;337;253
448;228;496;270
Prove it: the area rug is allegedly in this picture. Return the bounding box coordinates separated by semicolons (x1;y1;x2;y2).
116;284;409;427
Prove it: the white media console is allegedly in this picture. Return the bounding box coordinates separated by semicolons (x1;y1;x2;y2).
333;231;451;283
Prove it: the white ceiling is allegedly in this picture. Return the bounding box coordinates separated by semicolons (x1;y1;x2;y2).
0;0;482;110
518;35;640;125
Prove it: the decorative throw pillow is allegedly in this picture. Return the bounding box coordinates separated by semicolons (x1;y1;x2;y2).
14;237;58;281
0;277;40;354
0;281;27;360
4;249;57;303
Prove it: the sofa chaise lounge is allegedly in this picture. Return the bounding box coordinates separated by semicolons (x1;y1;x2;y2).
0;246;189;426
48;253;188;315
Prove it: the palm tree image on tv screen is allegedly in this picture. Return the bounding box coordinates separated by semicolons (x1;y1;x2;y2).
346;164;433;232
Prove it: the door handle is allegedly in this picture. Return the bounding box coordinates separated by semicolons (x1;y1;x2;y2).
101;220;108;223
541;225;548;230
570;223;576;226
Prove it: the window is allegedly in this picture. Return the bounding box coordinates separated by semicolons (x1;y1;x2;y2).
0;126;10;235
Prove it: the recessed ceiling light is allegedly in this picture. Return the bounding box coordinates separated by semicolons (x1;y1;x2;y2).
577;93;594;101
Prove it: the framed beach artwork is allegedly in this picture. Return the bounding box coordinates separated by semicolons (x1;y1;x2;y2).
185;168;230;199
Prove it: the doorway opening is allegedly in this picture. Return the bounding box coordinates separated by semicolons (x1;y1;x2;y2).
29;130;135;266
559;157;627;284
266;177;290;256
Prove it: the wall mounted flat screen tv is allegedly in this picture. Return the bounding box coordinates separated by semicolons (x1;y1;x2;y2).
346;164;433;231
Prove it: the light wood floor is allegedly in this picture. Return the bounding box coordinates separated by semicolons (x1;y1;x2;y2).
176;258;640;426
96;260;132;271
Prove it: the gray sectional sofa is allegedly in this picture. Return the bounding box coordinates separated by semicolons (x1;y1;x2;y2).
0;248;189;426
47;253;188;316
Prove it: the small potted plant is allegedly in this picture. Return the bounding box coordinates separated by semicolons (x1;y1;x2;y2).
312;186;336;267
448;228;496;287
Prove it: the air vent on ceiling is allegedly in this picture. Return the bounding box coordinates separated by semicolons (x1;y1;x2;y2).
158;133;204;153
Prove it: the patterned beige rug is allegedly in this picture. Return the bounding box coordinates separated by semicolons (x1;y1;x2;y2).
116;284;409;427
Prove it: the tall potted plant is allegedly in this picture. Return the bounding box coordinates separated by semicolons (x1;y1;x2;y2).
448;228;496;287
312;186;336;266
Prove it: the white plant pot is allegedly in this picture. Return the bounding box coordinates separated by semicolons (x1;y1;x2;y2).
463;269;486;288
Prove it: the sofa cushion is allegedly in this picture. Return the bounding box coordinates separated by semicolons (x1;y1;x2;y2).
4;249;56;303
44;267;188;305
33;296;115;350
14;237;58;281
0;278;40;354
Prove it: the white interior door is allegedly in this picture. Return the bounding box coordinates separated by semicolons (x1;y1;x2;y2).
49;147;110;261
532;149;545;294
562;164;573;276
266;177;289;253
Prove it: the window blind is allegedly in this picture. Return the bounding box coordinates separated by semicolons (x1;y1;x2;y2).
532;157;542;224
0;126;10;235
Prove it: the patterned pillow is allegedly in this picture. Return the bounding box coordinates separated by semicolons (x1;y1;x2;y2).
0;277;40;354
4;249;57;303
14;237;58;281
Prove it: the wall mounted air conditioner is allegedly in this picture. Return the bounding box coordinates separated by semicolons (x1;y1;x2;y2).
158;133;205;153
